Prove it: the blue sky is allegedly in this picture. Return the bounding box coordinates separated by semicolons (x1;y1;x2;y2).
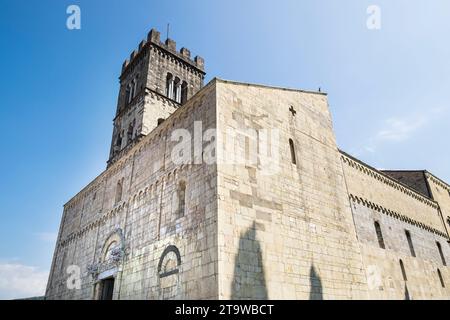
0;0;449;299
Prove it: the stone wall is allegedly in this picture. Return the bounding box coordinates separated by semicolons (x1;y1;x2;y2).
341;152;450;299
215;80;369;299
46;81;218;300
427;173;450;236
47;76;450;300
341;152;446;234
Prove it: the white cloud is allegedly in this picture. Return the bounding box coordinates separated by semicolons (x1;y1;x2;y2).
375;116;427;142
34;232;57;243
358;107;447;155
0;263;49;300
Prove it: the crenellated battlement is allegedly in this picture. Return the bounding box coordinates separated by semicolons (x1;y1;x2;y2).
121;28;205;76
110;27;206;166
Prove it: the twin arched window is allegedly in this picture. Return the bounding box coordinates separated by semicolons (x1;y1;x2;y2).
166;73;188;104
125;75;139;104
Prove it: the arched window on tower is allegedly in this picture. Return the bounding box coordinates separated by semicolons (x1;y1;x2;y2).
125;85;131;104
166;73;174;99
174;77;181;103
127;119;135;144
115;179;123;205
181;81;188;104
133;74;139;98
437;241;446;266
399;259;407;281
115;130;123;151
374;221;385;249
129;82;134;102
438;268;445;288
289;139;296;165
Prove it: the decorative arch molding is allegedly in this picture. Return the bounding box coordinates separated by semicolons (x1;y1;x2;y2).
158;245;181;278
87;227;126;280
100;228;126;262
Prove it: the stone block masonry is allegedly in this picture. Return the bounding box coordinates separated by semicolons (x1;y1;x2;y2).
46;28;450;300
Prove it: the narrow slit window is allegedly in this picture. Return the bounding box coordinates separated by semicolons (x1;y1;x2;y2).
437;241;446;266
374;221;385;249
405;230;416;257
399;259;407;281
289;139;296;165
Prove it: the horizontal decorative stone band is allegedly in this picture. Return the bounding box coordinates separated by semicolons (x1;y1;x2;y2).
426;172;450;193
59;202;126;248
341;152;439;209
59;163;192;249
349;194;448;239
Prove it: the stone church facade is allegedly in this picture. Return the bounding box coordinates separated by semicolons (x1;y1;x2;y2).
45;28;450;300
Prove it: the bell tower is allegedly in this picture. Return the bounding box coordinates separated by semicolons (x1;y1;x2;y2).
107;28;206;166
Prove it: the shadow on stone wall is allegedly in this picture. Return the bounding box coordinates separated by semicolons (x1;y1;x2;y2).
309;265;323;300
231;221;268;299
404;284;410;300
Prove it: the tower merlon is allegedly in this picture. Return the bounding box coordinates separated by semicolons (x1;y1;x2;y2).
148;28;161;43
180;47;191;59
121;59;129;72
165;38;176;51
138;39;147;50
130;49;138;61
122;28;205;77
195;56;204;70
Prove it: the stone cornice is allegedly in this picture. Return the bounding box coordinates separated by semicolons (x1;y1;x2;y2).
349;194;448;239
120;41;205;81
340;150;439;209
149;44;206;76
425;172;450;193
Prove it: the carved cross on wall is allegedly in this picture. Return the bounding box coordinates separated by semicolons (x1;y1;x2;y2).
289;106;296;116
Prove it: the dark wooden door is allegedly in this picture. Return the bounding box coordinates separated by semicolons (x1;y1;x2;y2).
100;278;115;300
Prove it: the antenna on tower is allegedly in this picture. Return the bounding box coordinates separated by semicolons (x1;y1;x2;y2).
166;23;170;40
